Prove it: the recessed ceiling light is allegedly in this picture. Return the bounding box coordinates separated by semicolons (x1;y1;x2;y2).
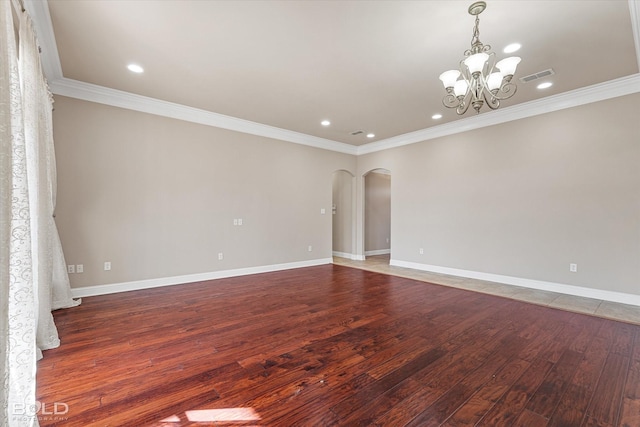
127;64;144;73
366;133;375;138
537;82;553;89
321;120;331;126
503;43;521;54
432;114;443;120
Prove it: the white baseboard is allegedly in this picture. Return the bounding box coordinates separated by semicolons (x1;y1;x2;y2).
71;258;333;298
390;259;640;307
332;251;362;260
365;249;391;256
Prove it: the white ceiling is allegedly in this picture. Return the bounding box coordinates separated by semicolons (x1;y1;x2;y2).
27;0;640;153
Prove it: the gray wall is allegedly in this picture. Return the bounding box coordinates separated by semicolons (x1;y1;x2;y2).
53;96;356;287
54;92;640;298
357;93;640;295
332;170;354;255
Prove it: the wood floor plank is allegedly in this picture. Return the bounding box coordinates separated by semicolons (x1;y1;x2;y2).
515;409;549;427
442;356;531;427
328;297;521;423
585;353;630;426
547;331;610;427
34;264;640;426
611;322;634;356
371;325;523;426
525;349;584;418
463;349;555;426
405;335;527;426
620;329;640;427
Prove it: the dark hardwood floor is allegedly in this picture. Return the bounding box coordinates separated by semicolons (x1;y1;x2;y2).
37;264;640;426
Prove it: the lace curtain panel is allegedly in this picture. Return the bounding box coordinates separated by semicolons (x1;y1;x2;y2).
1;2;80;426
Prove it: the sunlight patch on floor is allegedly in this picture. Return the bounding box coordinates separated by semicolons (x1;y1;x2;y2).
186;407;261;422
160;407;262;424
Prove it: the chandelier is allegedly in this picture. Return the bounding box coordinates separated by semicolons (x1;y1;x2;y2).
438;1;521;115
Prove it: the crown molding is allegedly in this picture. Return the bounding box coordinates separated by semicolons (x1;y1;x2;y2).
48;73;640;157
357;73;640;155
50;77;358;155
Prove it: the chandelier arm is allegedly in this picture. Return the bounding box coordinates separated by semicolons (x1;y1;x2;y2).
483;90;500;110
484;51;497;76
456;97;472;115
442;93;461;109
474;75;485;99
490;81;518;101
470;73;488;114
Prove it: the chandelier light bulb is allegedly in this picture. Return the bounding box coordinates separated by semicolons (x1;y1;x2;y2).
439;70;461;89
454;80;468;97
464;53;489;75
496;57;521;77
487;72;503;91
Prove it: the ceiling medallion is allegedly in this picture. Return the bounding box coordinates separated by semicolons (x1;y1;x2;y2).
438;1;521;115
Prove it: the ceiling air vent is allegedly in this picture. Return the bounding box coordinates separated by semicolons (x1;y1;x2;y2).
519;68;555;84
350;130;364;136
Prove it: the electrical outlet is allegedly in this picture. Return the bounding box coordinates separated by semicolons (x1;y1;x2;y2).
76;264;83;273
570;263;577;272
233;219;238;226
104;261;111;271
67;264;75;274
419;248;424;255
320;208;326;214
238;218;243;226
308;245;313;252
218;253;223;260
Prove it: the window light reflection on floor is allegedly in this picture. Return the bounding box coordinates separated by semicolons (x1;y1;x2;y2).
160;407;262;423
186;407;261;422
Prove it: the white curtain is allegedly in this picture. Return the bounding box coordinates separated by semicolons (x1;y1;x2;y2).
1;1;79;426
19;4;79;356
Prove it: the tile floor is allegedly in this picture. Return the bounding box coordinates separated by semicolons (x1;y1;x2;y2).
333;255;640;325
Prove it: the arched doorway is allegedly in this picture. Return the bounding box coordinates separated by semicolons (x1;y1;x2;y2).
364;169;391;261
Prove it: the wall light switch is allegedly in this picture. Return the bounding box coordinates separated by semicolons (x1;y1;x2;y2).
76;264;84;273
67;264;75;274
320;208;326;214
